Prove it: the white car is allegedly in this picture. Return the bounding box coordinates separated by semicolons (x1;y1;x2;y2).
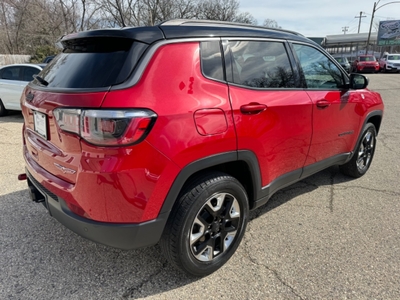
379;54;400;73
0;64;45;116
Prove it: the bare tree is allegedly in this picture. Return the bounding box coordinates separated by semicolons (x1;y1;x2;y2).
263;18;281;29
0;0;258;57
234;12;257;25
198;0;239;22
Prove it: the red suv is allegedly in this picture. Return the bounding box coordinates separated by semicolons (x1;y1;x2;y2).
352;55;380;73
19;20;384;277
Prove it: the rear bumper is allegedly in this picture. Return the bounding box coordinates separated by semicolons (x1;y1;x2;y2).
26;171;168;249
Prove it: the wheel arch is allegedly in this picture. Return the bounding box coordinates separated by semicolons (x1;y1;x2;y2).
366;111;383;135
159;151;262;217
345;110;383;163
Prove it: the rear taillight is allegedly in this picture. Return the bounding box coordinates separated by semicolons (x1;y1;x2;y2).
54;109;156;146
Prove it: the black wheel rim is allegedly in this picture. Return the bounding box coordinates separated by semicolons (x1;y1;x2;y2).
356;130;374;172
190;192;241;262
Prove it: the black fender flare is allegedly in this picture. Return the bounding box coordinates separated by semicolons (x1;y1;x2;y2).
158;150;262;216
346;110;383;163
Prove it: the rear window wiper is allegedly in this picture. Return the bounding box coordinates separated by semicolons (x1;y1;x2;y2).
33;75;49;86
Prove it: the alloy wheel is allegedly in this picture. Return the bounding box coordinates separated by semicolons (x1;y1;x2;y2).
190;192;241;262
356;131;374;172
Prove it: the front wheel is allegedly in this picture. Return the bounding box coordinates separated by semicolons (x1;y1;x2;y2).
340;123;377;178
160;172;249;277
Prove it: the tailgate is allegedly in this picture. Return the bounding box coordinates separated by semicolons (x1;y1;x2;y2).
22;86;107;184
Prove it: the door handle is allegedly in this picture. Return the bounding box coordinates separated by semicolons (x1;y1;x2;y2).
316;100;331;108
240;102;267;115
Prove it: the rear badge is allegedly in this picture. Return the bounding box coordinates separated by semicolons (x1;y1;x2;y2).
54;163;76;174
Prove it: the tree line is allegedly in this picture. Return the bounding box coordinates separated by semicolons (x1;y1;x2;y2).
0;0;280;61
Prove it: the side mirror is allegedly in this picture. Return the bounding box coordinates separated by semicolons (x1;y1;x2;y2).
350;73;369;89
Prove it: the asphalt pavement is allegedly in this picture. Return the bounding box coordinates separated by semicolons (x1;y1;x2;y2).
1;73;399;299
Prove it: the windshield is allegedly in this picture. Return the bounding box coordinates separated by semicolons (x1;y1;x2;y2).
359;56;376;62
388;55;400;60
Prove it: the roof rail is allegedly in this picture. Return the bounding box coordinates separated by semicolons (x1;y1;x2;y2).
159;19;304;37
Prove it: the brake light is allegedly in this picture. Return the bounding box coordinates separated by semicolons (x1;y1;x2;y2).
54;109;156;146
53;108;81;135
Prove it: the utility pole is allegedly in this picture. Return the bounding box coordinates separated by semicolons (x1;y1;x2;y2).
342;26;349;34
355;11;366;33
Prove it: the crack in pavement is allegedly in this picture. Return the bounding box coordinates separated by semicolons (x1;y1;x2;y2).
121;261;168;299
328;169;338;213
334;185;400;197
242;231;305;300
378;133;398;154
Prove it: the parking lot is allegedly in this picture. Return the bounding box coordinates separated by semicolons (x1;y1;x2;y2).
1;73;399;299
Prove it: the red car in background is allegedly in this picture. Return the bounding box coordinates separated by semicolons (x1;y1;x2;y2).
352;55;380;73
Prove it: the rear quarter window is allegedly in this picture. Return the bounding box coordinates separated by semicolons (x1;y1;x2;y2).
200;41;224;81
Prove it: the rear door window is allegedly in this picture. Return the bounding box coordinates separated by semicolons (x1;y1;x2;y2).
0;66;21;80
35;37;147;89
226;40;296;88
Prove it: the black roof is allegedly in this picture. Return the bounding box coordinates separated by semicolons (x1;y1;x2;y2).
61;19;310;46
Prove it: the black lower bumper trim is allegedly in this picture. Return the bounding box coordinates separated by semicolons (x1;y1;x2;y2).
26;171;167;250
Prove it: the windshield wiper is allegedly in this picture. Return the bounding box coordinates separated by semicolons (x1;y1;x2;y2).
33;75;49;86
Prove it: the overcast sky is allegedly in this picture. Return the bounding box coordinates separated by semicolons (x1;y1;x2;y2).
239;0;400;37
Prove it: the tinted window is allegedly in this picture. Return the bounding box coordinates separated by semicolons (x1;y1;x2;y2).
293;44;344;89
201;41;224;81
359;56;376;61
22;67;40;81
228;41;295;88
35;37;147;89
0;66;21;80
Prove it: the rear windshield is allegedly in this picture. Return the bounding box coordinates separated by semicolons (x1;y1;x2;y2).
35;37;147;89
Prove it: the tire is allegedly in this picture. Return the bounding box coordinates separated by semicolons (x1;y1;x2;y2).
0;99;8;117
160;172;249;277
340;123;376;178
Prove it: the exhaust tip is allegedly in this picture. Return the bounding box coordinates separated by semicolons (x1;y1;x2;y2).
18;173;27;181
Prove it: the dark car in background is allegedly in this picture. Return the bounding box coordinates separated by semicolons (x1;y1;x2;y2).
352;55;379;73
333;56;351;73
42;55;55;63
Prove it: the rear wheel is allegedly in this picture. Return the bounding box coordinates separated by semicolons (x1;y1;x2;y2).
340;123;376;178
160;172;249;277
0;99;8;117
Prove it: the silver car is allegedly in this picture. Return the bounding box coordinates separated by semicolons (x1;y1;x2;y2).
0;63;44;116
